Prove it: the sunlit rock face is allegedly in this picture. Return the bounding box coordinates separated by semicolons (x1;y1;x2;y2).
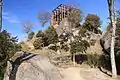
55;18;70;37
4;52;61;80
100;27;112;54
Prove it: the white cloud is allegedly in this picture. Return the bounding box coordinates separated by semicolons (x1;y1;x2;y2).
2;11;20;24
2;12;9;15
9;19;20;24
2;16;9;20
18;34;27;42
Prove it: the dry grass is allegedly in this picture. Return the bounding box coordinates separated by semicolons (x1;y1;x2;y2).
21;43;30;51
30;49;55;54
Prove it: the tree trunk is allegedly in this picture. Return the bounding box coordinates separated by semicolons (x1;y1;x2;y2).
42;26;44;47
111;0;117;78
73;53;75;67
69;22;76;67
0;0;2;31
107;0;117;78
111;30;117;78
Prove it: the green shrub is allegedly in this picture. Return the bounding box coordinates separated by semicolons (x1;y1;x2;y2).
61;44;69;52
115;18;120;53
83;14;101;34
99;54;111;71
0;30;18;60
28;32;35;39
35;27;58;47
42;35;49;47
45;27;58;45
36;30;44;37
85;54;100;68
84;54;111;70
0;72;4;80
70;40;90;54
90;39;96;46
59;33;69;42
35;30;48;46
99;53;120;74
70;39;90;64
33;37;43;49
0;30;19;79
16;43;22;51
48;45;58;51
116;53;120;74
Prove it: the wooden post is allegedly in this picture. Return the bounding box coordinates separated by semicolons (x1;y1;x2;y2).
63;5;64;18
57;8;60;24
60;6;62;21
56;9;58;22
61;5;64;19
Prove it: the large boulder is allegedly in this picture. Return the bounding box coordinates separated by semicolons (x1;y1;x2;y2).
4;52;61;80
100;27;112;54
86;40;103;55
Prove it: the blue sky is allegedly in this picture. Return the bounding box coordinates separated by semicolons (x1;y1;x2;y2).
2;0;120;42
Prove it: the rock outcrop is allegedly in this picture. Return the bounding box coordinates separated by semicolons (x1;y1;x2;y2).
100;27;112;54
55;18;70;37
4;52;61;80
86;40;103;55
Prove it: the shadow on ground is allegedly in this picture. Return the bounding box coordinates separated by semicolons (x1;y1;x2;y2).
74;53;120;76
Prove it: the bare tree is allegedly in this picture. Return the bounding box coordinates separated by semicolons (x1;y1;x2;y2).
0;0;2;31
38;11;51;31
107;0;117;78
21;20;33;34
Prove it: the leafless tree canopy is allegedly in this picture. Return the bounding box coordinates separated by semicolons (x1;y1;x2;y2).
38;11;51;27
21;20;33;34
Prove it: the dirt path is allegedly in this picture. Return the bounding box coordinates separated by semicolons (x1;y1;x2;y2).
60;67;119;80
61;67;85;80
